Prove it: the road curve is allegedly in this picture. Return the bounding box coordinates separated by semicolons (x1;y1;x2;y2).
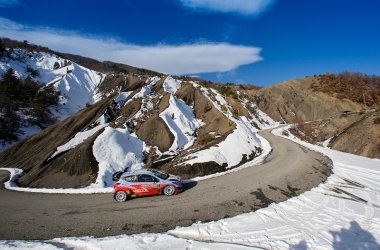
0;130;332;240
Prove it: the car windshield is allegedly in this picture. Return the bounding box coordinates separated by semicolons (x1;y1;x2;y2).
150;169;169;180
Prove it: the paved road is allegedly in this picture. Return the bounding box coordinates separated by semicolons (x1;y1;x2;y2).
0;130;332;240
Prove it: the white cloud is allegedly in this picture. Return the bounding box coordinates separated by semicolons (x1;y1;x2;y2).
0;0;19;8
0;17;262;75
179;0;276;15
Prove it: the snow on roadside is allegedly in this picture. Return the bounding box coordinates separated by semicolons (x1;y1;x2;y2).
0;234;257;250
92;127;145;188
0;167;113;194
2;127;379;249
172;127;380;249
159;94;203;151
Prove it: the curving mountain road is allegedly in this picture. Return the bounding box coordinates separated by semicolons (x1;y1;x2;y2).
0;130;332;240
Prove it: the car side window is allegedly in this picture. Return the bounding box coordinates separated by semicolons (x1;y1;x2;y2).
124;175;138;182
138;174;158;182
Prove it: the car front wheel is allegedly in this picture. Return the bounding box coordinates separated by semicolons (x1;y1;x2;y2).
115;190;128;202
163;185;175;196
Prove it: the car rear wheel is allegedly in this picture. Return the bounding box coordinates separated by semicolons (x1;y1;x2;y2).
115;190;128;202
163;185;175;196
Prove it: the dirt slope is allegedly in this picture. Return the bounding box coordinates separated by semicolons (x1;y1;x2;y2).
329;110;380;158
0;98;113;187
253;76;379;158
254;77;363;122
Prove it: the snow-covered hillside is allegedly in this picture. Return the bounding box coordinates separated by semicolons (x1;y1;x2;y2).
0;48;105;151
0;72;278;190
0;48;105;117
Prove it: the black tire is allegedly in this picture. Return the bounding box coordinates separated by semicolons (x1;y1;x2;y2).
115;190;128;202
163;185;175;196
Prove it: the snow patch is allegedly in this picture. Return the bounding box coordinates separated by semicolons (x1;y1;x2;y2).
184;116;261;167
163;76;182;94
159;94;203;151
129;76;160;101
114;91;132;106
49;124;107;159
184;85;263;168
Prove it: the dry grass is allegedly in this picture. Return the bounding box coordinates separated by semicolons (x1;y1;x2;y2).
288;116;328;144
312;72;380;106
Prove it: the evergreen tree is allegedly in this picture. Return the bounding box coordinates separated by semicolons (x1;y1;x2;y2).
0;40;5;59
0;105;22;141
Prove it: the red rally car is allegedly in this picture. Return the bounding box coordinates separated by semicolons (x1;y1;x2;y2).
113;169;183;202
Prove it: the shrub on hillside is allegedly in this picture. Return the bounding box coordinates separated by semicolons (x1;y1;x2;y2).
374;117;380;124
312;71;380;106
203;103;212;113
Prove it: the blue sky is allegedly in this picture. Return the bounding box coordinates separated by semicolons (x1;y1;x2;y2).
0;0;379;86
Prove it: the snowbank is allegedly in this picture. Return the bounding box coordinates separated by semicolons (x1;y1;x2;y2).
92;127;145;188
0;167;112;194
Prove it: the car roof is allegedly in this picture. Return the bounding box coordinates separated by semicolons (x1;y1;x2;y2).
121;169;156;176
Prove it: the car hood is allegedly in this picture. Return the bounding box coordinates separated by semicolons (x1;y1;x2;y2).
168;174;182;182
